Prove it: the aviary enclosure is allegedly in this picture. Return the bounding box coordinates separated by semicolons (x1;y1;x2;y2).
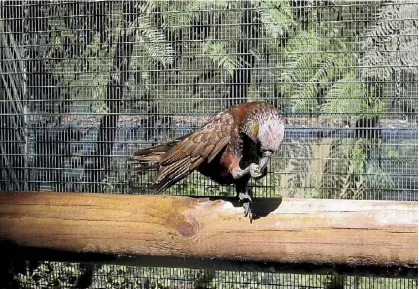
0;1;417;288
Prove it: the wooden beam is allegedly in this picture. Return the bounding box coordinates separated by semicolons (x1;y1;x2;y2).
0;192;417;267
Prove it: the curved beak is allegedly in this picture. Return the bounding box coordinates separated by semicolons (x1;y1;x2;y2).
259;151;272;170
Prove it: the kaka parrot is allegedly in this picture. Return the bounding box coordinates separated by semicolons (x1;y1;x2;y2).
130;101;285;222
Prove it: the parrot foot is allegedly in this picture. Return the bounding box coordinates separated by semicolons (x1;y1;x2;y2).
239;192;253;223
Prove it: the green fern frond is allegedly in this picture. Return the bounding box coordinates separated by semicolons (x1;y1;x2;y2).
321;72;387;120
134;15;174;67
135;0;156;14
322;136;395;200
321;138;369;199
256;0;297;38
289;83;319;113
200;40;240;75
277;25;361;115
321;72;364;119
161;0;212;28
279;31;347;113
359;2;418;80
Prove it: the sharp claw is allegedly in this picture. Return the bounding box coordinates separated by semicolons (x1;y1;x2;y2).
242;202;253;223
239;194;253;223
243;202;248;216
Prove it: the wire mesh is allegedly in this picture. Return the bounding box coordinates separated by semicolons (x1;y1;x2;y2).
7;261;419;289
1;0;417;200
0;0;417;288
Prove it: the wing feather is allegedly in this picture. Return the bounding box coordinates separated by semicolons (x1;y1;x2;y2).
190;142;206;158
200;144;215;159
207;136;230;163
149;111;234;193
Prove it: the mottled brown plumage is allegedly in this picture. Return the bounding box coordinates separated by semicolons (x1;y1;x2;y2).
130;101;285;222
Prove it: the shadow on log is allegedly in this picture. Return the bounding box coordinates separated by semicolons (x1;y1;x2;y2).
204;196;283;219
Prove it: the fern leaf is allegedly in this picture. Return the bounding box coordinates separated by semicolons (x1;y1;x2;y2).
360;2;418;80
256;0;297;38
134;15;174;67
200;40;240;75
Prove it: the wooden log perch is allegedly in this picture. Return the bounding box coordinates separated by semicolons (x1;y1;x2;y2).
0;192;417;268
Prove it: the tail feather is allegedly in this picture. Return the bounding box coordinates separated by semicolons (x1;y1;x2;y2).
129;132;195;193
149;157;191;194
129;136;186;173
129;142;176;170
132;141;177;156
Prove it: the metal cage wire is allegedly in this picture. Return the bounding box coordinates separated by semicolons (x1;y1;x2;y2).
0;0;417;288
11;261;419;289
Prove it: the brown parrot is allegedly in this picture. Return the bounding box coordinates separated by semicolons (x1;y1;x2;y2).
130;101;285;222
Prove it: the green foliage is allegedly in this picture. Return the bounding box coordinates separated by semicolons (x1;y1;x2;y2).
101;173;126;194
91;265;145;288
90;266;217;289
46;4;121;114
321;72;387;121
320;138;395;200
47;1;177;114
160;0;206;28
15;261;418;289
360;2;418;81
278;31;326;113
131;13;175;68
272;1;389;117
359;2;418;117
201;40;241;76
256;0;298;39
278;30;367;115
16;261;81;288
